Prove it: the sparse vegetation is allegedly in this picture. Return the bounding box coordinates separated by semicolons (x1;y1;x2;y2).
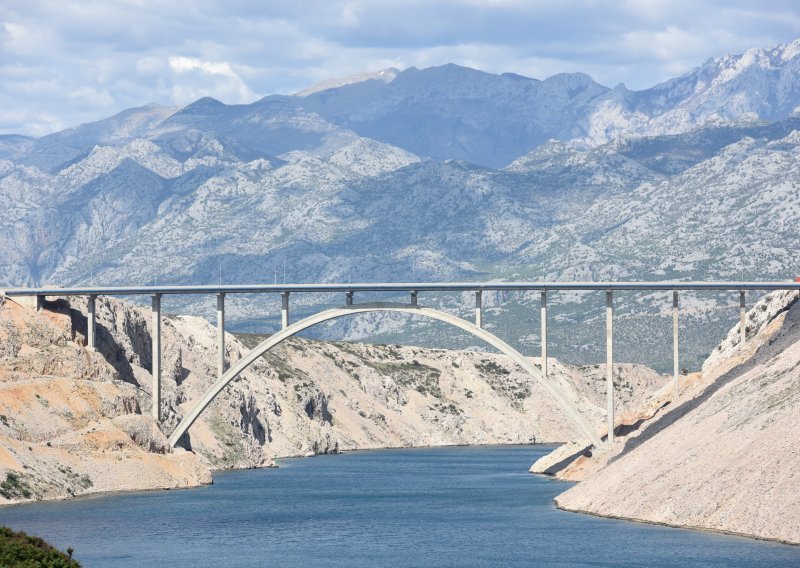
0;526;81;567
0;471;32;499
207;413;245;467
387;361;442;398
430;402;462;416
475;359;510;376
0;321;21;357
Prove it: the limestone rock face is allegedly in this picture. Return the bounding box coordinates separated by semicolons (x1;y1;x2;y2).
0;293;666;504
0;298;211;502
112;415;171;454
549;290;800;544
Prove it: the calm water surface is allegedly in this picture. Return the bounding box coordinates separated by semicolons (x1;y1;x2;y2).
0;445;798;567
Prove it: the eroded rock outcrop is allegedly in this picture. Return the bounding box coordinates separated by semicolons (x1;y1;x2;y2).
0;297;211;501
541;290;800;544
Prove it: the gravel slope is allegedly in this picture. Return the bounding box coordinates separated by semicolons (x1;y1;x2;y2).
553;291;800;544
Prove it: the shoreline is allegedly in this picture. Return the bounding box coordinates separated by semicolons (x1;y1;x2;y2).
555;501;800;548
3;442;795;551
0;441;562;508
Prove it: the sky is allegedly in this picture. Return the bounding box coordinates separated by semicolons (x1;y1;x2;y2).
2;0;800;137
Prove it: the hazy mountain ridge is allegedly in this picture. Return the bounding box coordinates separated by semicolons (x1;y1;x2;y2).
3;39;800;368
7;40;800;170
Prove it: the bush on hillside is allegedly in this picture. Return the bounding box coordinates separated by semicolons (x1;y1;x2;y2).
0;525;80;567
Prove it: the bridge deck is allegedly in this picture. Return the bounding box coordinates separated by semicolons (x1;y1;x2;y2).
4;281;800;297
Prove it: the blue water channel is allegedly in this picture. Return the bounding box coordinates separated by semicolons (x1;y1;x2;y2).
0;445;797;567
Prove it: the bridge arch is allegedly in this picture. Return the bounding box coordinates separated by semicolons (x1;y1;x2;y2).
167;302;604;448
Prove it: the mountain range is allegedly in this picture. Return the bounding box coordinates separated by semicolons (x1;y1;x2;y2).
3;38;800;369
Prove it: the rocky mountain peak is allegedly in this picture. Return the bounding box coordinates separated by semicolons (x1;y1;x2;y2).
294;68;400;97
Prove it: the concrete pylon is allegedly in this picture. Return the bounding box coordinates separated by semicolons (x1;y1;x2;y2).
739;291;746;345
606;290;614;444
217;293;226;379
151;294;162;422
673;290;679;401
281;292;290;329
475;291;482;328
540;291;547;380
87;295;97;350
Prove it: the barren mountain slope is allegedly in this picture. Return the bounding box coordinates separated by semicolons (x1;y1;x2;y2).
553;290;800;544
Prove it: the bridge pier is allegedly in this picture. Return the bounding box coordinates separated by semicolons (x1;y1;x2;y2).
346;291;353;306
673;291;679;401
151;293;162;422
410;291;418;306
87;294;97;350
217;293;226;378
540;291;547;379
475;291;482;328
281;292;290;329
606;290;614;444
740;291;746;345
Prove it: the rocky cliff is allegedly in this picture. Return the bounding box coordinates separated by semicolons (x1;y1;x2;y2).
0;293;664;504
538;290;800;544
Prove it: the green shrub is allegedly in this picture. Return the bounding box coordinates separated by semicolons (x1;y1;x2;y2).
0;525;81;567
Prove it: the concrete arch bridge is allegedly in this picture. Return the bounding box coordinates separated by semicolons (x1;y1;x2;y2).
5;281;796;449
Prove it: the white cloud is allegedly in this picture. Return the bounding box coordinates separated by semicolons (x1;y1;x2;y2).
168;56;238;78
1;0;799;136
339;2;365;27
167;56;255;103
66;87;115;107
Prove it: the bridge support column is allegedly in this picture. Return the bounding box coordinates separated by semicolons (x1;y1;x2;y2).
540;291;547;379
87;295;97;350
217;293;226;378
739;291;746;345
346;291;353;306
475;291;482;328
151;293;162;422
606;290;614;444
673;291;679;401
410;291;418;306
281;292;290;329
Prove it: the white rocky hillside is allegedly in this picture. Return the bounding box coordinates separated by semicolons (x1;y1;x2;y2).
0;293;665;503
540;290;800;544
